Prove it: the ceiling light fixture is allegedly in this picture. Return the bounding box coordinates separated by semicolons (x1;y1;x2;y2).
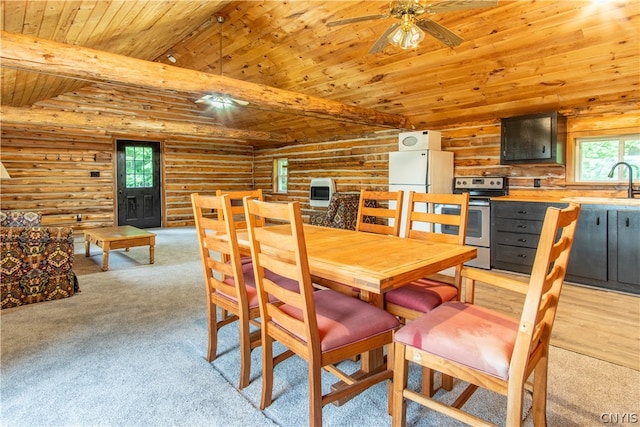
166;54;177;63
195;15;246;109
195;94;234;109
387;13;425;50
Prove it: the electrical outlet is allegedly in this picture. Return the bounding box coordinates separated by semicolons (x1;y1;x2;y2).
534;179;541;188
76;214;82;222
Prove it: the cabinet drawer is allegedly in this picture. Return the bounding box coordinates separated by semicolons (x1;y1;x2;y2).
493;244;537;267
494;218;544;235
494;231;540;248
493;202;549;221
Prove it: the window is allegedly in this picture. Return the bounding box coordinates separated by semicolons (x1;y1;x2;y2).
125;145;154;188
274;158;288;193
575;134;640;181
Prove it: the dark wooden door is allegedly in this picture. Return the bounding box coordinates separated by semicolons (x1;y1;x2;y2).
116;140;161;228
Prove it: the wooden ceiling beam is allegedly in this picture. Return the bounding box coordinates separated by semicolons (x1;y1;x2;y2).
0;31;413;130
0;105;287;144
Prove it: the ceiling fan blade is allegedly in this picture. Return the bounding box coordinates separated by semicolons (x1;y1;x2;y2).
369;22;401;54
416;18;464;47
327;14;390;27
232;98;249;107
194;94;212;104
425;0;498;13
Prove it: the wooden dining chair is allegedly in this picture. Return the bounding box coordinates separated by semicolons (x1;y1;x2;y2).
392;203;580;427
355;189;404;236
214;189;265;330
385;192;470;321
215;189;264;229
384;191;469;396
244;197;400;427
191;193;296;389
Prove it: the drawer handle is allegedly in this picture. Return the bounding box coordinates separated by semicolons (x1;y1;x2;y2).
596;217;600;226
626;217;630;227
518;210;527;214
517;224;527;229
518;238;527;242
517;254;527;258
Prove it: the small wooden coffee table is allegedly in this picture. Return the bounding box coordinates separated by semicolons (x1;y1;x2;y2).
84;225;156;271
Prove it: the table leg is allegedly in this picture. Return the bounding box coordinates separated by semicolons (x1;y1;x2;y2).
85;236;90;257
359;290;385;372
102;242;110;271
149;243;155;264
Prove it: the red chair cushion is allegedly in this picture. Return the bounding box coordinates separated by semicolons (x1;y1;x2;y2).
278;289;400;352
394;301;518;379
385;278;458;313
221;261;300;308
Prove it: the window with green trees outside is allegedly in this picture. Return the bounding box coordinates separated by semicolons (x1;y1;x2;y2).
125;146;154;188
575;134;639;181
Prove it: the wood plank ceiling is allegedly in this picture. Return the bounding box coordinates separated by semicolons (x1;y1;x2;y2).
1;1;638;145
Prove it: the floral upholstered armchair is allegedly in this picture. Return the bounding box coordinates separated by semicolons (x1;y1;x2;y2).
0;211;79;309
309;193;377;230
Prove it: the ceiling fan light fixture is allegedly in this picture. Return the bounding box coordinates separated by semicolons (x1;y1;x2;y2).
208;95;234;109
195;94;235;109
388;19;425;49
193;14;249;110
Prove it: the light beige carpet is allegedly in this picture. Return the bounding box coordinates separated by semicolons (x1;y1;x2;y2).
1;227;638;426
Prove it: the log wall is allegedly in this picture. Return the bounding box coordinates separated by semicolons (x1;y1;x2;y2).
1;100;637;229
256;101;640;213
0;126;253;229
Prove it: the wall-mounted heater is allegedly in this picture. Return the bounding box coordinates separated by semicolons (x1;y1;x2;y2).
309;178;335;207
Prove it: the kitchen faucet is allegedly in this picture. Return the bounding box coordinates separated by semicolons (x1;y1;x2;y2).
607;161;640;198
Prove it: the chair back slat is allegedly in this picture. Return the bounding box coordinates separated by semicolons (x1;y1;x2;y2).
203;234;232;255
355;189;404;236
216;189;264;228
356;221;398;236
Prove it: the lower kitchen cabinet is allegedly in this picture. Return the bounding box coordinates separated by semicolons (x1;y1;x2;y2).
610;208;640;290
565;206;608;282
492;201;639;295
491;201;562;274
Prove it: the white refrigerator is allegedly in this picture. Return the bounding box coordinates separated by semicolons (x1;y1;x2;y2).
388;150;454;237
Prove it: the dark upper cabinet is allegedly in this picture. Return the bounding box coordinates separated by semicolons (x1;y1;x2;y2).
500;111;567;164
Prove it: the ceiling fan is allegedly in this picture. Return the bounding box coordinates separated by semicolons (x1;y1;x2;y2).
195;16;249;109
327;0;498;53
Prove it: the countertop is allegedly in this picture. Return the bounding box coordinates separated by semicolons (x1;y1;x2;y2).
491;195;640;206
491;195;564;203
560;197;640;206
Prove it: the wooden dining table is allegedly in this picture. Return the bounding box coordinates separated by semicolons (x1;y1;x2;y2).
236;224;477;375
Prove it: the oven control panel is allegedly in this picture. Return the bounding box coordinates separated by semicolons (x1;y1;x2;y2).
454;177;505;190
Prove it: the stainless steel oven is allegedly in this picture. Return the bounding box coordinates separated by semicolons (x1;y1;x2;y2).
437;200;491;268
437;177;507;269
